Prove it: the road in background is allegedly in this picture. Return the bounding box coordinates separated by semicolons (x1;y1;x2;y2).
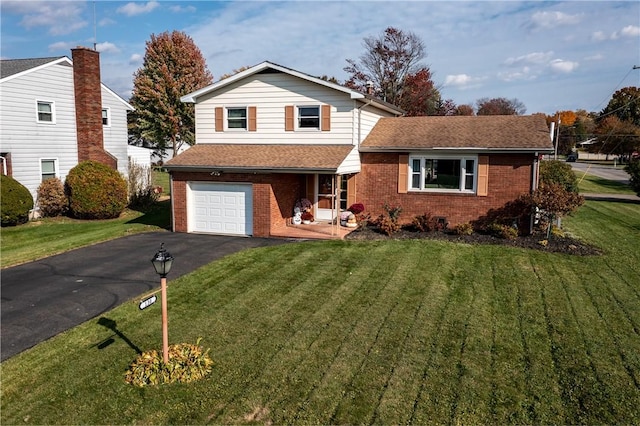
569;162;630;184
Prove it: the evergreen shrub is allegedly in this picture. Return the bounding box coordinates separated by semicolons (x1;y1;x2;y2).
65;161;127;219
1;175;34;226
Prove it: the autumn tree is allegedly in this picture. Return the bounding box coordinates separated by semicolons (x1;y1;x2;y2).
547;111;579;155
344;27;440;115
455;104;475;116
129;31;213;157
593;115;640;159
600;86;640;126
476;97;526;115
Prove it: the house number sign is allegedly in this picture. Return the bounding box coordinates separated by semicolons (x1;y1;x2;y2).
139;295;157;310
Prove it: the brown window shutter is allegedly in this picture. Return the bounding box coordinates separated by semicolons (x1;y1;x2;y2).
398;154;408;193
321;105;331;131
477;155;489;196
215;107;223;132
248;106;257;131
285;105;294;131
347;175;357;207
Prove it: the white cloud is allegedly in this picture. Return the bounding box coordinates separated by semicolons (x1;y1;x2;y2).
48;41;73;52
129;54;143;65
529;11;582;30
169;5;196;13
96;42;120;54
5;0;87;36
443;74;485;88
591;31;607;42
621;25;640;37
503;51;554;67
549;59;579;74
99;18;116;27
498;67;536;82
584;53;604;61
116;1;159;17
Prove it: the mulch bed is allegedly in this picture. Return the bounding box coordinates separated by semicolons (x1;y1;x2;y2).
344;226;603;256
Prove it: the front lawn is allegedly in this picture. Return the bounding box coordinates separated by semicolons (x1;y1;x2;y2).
0;201;170;268
2;199;639;425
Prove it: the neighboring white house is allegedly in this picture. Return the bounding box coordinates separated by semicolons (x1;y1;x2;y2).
0;48;133;204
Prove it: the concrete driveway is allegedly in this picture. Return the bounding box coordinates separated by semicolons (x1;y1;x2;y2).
1;232;289;362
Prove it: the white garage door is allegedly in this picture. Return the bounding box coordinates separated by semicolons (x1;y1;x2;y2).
189;182;253;235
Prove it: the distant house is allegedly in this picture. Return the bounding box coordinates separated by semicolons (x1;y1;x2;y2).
165;61;553;238
0;47;133;205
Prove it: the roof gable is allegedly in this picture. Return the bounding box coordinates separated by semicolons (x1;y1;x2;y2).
0;56;70;81
361;115;553;152
181;60;402;115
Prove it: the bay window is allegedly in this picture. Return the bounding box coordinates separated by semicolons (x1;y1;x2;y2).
409;155;477;192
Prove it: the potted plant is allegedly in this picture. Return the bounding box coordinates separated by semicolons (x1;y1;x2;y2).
301;211;314;224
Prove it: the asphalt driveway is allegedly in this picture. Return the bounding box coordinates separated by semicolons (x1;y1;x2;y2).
1;232;289;362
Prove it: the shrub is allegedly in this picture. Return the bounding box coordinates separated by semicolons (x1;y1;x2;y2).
65;161;128;219
452;222;474;236
531;182;584;238
36;178;68;217
625;159;640;196
347;203;365;214
1;175;34;226
539;160;579;193
127;160;158;209
374;203;402;235
412;212;436;232
124;339;213;387
487;222;518;240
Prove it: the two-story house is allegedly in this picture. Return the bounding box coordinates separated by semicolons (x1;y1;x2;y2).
165;61;553;238
0;47;133;205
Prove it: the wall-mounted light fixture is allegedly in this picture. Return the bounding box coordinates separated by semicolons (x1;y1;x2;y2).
210;170;222;177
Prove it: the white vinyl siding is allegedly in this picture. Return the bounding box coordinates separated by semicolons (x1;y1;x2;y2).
193;73;356;145
0;60;132;202
0;62;78;201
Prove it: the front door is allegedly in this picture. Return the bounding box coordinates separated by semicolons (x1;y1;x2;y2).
316;174;335;221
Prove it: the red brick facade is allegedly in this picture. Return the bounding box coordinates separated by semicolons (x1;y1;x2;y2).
170;171;304;237
355;152;536;227
170;153;536;236
72;47;117;169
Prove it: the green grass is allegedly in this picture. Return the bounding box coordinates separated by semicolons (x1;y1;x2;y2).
576;171;635;195
2;199;639;425
0;201;170;268
153;168;171;195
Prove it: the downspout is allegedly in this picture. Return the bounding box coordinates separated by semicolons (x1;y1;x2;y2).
530;152;539;234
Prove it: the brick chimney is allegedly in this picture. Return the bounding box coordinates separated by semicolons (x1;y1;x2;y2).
72;47;117;169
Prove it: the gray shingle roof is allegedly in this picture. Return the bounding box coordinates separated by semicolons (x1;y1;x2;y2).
0;57;65;79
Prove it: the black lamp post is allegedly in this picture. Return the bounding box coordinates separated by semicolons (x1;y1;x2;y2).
151;243;174;363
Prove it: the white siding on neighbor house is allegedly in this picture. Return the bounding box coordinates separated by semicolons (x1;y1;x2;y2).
194;73;358;145
0;62;79;201
101;85;132;176
127;145;152;168
337;146;362;174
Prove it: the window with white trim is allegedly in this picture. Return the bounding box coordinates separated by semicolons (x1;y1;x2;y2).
40;159;57;181
227;107;247;129
298;106;320;129
102;108;110;126
409;155;477;192
37;101;54;123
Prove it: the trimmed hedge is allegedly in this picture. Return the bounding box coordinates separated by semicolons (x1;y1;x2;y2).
1;175;34;226
65;161;128;219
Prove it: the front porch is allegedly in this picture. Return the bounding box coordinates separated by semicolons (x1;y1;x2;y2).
271;219;355;240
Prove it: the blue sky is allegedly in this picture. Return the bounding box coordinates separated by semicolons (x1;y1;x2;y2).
2;1;639;115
